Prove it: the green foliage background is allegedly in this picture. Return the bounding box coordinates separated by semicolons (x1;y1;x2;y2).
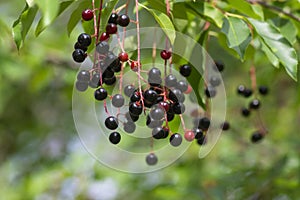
1;0;300;199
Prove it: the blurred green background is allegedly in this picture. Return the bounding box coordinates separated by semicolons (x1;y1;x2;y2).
1;1;300;200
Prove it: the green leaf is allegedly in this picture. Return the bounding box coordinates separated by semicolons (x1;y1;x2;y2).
227;0;264;20
139;4;176;44
260;39;279;68
12;4;38;50
269;18;297;45
34;0;59;36
145;0;167;15
221;16;251;59
248;18;298;81
100;0;120;33
67;0;90;36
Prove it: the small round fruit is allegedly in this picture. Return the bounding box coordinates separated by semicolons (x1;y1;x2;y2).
179;64;192;77
129;102;143;115
89;73;101;88
167;112;175;121
148;67;161;80
125;112;139;122
109;132;121;144
205;86;217;98
209;76;221;87
221;121;230;131
118;52;128;62
241;107;251;117
176;80;188;92
169;89;184;103
130;61;139;72
82;9;93;21
104;76;116;85
243;88;253;98
198;117;210;131
152;127;165;139
150;107;165;121
105;116;118;130
259;86;268;95
146;116;163;128
158;101;169;112
193;128;204;140
160;50;171;60
249;99;260;110
78;33;92;47
197;136;207;145
94;88;107;101
106;23;118;34
251;131;264;143
108;13;118;24
96;41;109;55
112;94;125;108
170;133;182;147
130;92;141;102
172;102;185;114
144;89;158;103
165;74;177;88
72;49;86;63
77;70;90;82
75;81;88;92
184;130;195;142
214;60;224;72
146;153;158;165
74;42;88;52
123;121;136;133
237;85;246;95
117;14;130;27
100;32;110;41
124;85;136;97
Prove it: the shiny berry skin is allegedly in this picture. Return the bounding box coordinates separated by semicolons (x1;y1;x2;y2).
75;81;88;92
118;52;128;62
251;131;264;143
72;49;86;63
125;112;139;122
162;127;169;138
197;136;207;145
123;121;136;133
82;9;94;21
105;116;118;130
205;86;217;98
146;153;158;165
117;14;130;27
249;99;260;109
243;88;253;98
165;74;177;88
112;94;125;108
237;85;246;95
179;64;192;77
129;102;143;115
96;41;109;54
152;127;165;139
241;107;251;117
169;89;184;103
146;116;163;128
109;132;121;144
167;112;175;121
106;23;118;34
176;80;188;92
102;69;114;79
111;62;122;73
209;76;221;87
198;117;210;131
172;102;185;114
160;50;171;60
104;76;116;85
158;101;169;112
130;92;141;102
184;130;195;142
124;85;135;97
259;86;268;95
221;121;230;131
74;42;87;52
148;67;161;80
144;89;158;103
108;13;118;24
89;73;101;88
150;107;165;121
214;61;224;72
170;133;182;147
77;70;90;82
100;32;110;42
193;128;203;140
78;33;92;47
130;61;139;72
94;88;107;101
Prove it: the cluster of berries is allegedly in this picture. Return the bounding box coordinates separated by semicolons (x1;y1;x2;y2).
237;84;269;143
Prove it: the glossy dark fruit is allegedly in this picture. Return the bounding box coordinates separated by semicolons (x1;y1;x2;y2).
105;52;119;67
209;76;221;87
148;67;161;80
221;121;230;131
165;74;177;88
158;101;169;112
146;153;158;165
197;136;207;146
243;88;253;98
150;107;165;121
77;70;90;82
112;94;125;108
89;73;101;88
144;89;158;103
162;127;169;138
82;9;93;21
152;127;165;139
176;80;188;92
74;42;87;52
118;52;128;62
249;99;260;109
78;33;92;47
146;115;163;128
117;14;130;27
111;61;122;73
106;23;118;34
130;92;141;102
184;130;195;142
123;121;136;133
179;64;192;77
169;89;184;103
198;117;210;131
251;131;264;143
109;132;121;144
100;32;110;41
75;81;88;92
241;107;251;117
237;85;246;95
167;112;175;121
259;86;268;95
108;13;118;24
72;49;86;63
94;88;107;101
214;60;224;72
105;116;118;130
193;128;204;140
102;69;114;79
129;102;143;115
96;41;109;55
104;76;116;85
205;86;217;98
160;50;171;60
143;99;154;108
148;78;162;87
125;112;139;122
124;85;136;97
172;102;185;114
170;133;182;147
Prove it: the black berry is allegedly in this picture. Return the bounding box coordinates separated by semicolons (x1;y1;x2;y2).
144;89;158;103
221;121;230;131
78;33;92;47
259;86;268;95
249;99;260;110
75;81;88;92
198;117;210;131
109;132;121;144
176;80;188;92
96;41;109;55
72;49;86;63
251;131;264;143
124;85;136;97
209;76;221;87
123;121;136;133
172;102;185;114
179;64;192;77
117;14;130;27
108;13;118;24
146;153;158;165
129;102;143;115
94;87;107;101
112;94;124;107
205;86;217;98
105;116;118;130
214;61;224;72
241;107;251;117
74;42;88;52
77;70;90;82
165;74;177;88
152;127;165;139
170;133;182;147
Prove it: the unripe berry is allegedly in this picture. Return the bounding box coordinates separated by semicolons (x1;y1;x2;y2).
82;9;93;21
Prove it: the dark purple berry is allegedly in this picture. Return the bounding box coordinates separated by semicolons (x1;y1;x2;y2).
172;102;185;114
152;127;165;139
214;61;224;72
78;33;92;47
105;116;118;130
205;86;217;98
77;70;90;82
96;41;109;55
74;42;88;52
104;76;116;85
221;121;230;131
94;88;107;101
129;102;143;115
251;131;264;143
123;121;136;133
241;107;250;117
109;132;121;144
146;153;158;165
209;76;221;87
124;85;135;97
259;86;268;95
144;89;158;103
75;81;88;92
117;14;130;27
179;64;192;77
106;23;118;34
243;88;253;98
165;74;177;88
108;13;118;24
72;49;86;63
249;99;260;109
112;94;124;108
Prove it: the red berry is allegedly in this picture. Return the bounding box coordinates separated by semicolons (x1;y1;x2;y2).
130;61;139;72
184;84;192;94
82;9;93;21
119;52;129;62
100;32;110;41
184;130;195;142
158;101;169;112
160;50;171;60
106;23;118;34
